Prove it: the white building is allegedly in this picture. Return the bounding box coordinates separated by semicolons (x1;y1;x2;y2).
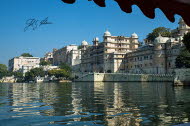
9;56;40;74
80;18;189;74
125;18;188;74
53;44;81;67
44;52;53;64
42;65;59;71
80;30;139;73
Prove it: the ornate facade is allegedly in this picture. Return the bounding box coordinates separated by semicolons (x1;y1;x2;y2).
125;36;183;74
80;18;189;74
80;30;139;73
53;45;81;66
125;18;189;74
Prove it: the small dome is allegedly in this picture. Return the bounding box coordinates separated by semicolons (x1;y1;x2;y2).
104;30;111;37
81;40;88;46
179;18;185;24
131;33;138;38
154;34;169;44
93;37;99;41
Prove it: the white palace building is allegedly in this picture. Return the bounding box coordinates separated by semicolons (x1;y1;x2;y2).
37;18;190;75
79;18;190;74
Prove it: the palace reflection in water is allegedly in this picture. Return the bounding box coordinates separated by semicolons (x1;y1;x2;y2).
0;82;190;126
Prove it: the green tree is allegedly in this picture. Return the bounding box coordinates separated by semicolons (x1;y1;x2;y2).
40;60;51;66
48;69;57;76
176;32;190;68
48;69;71;79
59;63;72;72
78;45;83;49
25;67;45;81
13;72;23;78
146;27;171;42
182;32;190;53
21;53;33;57
175;49;190;68
0;64;8;79
12;72;24;82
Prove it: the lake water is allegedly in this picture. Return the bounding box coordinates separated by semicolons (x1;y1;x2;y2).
0;82;190;126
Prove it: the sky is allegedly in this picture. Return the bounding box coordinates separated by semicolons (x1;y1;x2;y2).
0;0;181;65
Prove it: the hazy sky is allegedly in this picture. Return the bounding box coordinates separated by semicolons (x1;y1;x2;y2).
0;0;181;65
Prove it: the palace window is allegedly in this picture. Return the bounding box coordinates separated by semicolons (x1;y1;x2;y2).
150;55;153;59
168;62;171;67
140;57;142;61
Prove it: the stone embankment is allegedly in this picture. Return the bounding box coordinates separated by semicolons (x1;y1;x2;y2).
0;76;17;83
75;73;174;82
174;69;190;86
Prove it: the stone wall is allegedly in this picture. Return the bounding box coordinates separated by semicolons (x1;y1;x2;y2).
174;69;190;85
75;73;174;82
75;73;94;82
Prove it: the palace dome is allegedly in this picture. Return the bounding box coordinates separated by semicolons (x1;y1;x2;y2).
81;40;88;46
93;37;99;41
131;33;138;38
154;34;170;44
179;18;185;24
104;30;111;37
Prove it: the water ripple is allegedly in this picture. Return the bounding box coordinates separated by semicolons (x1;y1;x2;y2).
0;82;190;126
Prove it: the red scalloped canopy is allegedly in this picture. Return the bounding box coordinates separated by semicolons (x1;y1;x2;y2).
61;0;190;26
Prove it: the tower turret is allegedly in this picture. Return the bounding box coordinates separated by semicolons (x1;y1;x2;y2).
153;34;169;74
103;30;111;42
178;18;190;36
131;33;139;50
93;37;99;46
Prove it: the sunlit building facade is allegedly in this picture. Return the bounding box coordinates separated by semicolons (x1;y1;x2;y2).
124;18;189;74
8;56;40;74
80;30;139;73
53;45;81;67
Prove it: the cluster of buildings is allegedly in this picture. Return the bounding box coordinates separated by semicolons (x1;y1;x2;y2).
8;18;190;75
8;55;57;75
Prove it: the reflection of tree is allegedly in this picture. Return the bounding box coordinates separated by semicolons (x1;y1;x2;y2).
45;83;73;116
173;86;190;124
0;84;10;107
